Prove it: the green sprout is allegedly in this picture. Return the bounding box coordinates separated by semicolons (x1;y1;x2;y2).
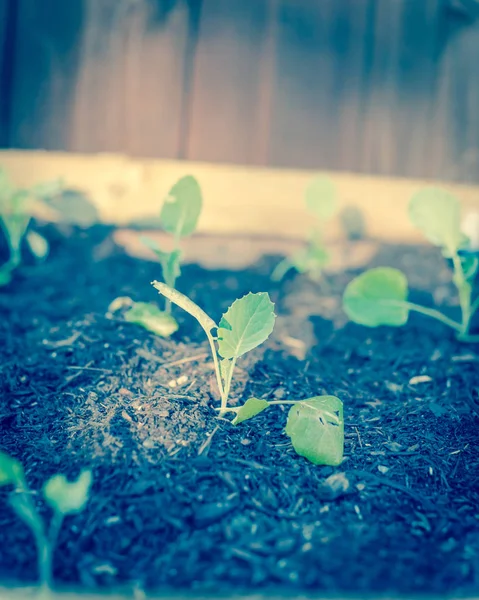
114;176;202;338
152;281;344;465
0;168;64;285
343;188;479;341
271;176;337;282
0;450;92;594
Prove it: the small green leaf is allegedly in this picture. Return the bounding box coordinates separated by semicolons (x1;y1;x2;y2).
305;176;337;220
141;238;183;289
160;175;202;238
217;292;276;359
0;213;30;253
0;266;12;286
232;398;270;425
26;230;49;260
152;281;217;333
409;188;463;252
343;267;410;327
43;470;92;515
285;396;344;466
0;451;25;487
124;302;179;337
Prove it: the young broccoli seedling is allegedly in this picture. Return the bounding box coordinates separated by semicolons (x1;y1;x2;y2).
271;176;337;282
152;281;344;465
142;175;202;312
0;169;64;285
343;188;479;341
0;451;92;594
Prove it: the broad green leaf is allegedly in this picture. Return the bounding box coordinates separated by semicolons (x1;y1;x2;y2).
220;358;233;385
232;397;270;425
285;396;344;466
26;230;49;260
160;175;202;238
217;292;276;359
124;302;179;337
305;176;337;220
0;451;25;487
409;188;463;252
43;470;92;515
9;494;44;537
343;267;410;327
152;281;217;333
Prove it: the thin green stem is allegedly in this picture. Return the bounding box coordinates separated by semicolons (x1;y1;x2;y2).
221;356;237;415
216;400;299;413
271;258;293;282
40;511;63;592
205;330;226;409
451;252;471;333
404;302;463;333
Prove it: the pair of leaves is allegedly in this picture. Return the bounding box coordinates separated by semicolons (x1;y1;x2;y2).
153;282;276;360
0;451;92;516
233;396;344;466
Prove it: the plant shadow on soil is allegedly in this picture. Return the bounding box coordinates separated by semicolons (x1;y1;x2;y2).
0;224;479;595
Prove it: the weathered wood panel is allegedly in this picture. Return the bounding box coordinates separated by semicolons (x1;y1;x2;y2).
70;0;193;156
8;0;85;149
0;0;15;146
2;0;479;182
186;0;274;164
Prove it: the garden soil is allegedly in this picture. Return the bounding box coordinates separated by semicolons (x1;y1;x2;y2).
1;225;478;596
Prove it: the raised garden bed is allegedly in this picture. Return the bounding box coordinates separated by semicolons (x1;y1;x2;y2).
1;153;479;599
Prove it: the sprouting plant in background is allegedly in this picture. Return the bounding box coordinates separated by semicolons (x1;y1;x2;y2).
0;450;92;594
0;168;63;285
271;176;338;282
111;175;202;338
153;281;344;465
343;188;479;341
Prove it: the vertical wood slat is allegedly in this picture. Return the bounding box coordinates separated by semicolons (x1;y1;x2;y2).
9;0;85;149
70;0;192;157
186;0;274;165
0;0;11;146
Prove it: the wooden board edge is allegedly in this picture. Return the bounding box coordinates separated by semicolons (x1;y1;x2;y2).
1;150;479;243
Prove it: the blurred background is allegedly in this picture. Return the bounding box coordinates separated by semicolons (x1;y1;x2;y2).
1;0;479;182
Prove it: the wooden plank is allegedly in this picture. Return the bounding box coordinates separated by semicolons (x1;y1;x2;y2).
8;0;85;149
70;0;192;157
1;150;479;245
0;0;15;146
186;0;272;164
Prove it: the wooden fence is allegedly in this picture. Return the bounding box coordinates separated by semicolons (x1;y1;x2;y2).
1;0;479;182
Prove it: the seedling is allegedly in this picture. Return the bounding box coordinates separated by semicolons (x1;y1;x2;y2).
152;281;344;465
0;168;65;285
0;450;92;594
343;188;479;341
142;175;202;311
271;176;338;282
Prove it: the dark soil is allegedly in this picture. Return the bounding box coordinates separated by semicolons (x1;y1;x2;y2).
1;225;479;596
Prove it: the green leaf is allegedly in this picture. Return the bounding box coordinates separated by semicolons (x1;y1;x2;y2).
124;302;179;337
232;397;270;425
343;267;410;327
409;188;463;252
285;396;344;466
152;281;217;333
0;266;13;286
43;470;92;515
26;230;49;260
160;175;202;238
305;176;337;220
141;239;183;289
0;451;25;487
217;292;276;359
